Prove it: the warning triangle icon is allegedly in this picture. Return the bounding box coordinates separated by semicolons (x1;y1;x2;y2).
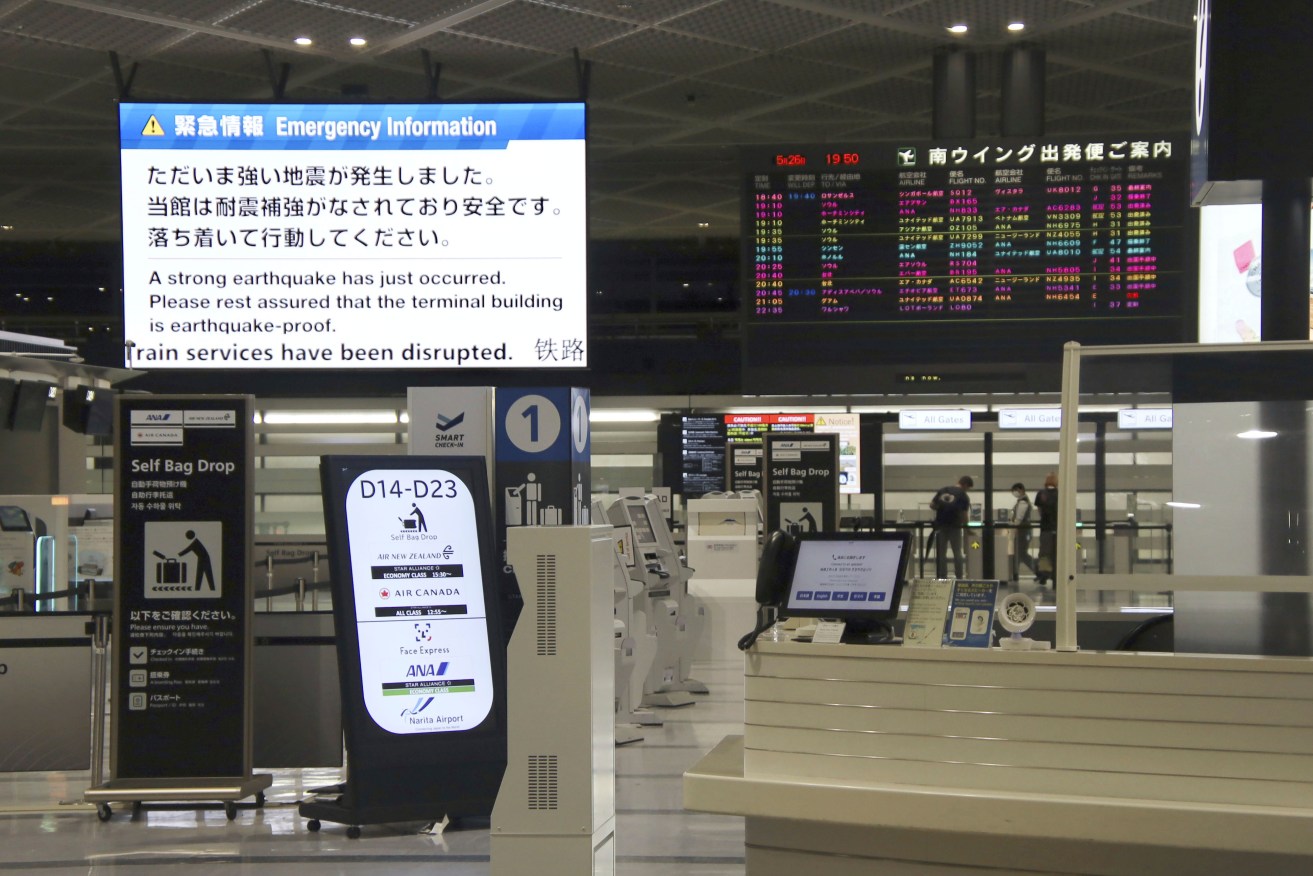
141;115;166;136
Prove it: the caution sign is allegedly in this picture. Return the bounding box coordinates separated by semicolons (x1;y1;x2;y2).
141;114;165;136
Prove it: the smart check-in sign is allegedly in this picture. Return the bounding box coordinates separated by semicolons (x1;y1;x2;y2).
339;466;494;734
113;395;253;780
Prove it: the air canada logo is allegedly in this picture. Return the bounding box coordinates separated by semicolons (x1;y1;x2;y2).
434;411;465;432
379;587;391;600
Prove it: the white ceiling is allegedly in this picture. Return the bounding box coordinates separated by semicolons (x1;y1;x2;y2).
0;0;1194;242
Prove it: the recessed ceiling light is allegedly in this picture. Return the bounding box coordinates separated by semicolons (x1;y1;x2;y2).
294;36;313;46
349;37;367;46
0;225;13;231
1237;429;1278;439
947;23;968;34
697;222;709;228
1008;21;1026;32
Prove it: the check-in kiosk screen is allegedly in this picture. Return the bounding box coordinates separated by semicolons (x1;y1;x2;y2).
118;102;587;370
784;535;909;618
627;503;658;546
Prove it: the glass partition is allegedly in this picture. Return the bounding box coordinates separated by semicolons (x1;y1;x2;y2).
1061;341;1313;654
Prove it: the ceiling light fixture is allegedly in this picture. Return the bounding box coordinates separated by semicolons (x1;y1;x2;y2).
947;23;968;34
1237;429;1278;439
1165;501;1202;509
349;37;367;46
1007;21;1026;32
294;36;313;46
590;410;660;423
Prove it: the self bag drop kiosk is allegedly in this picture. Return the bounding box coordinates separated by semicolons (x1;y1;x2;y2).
607;495;707;706
593;500;660;736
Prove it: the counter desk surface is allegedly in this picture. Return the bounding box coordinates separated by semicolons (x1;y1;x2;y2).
686;641;1313;875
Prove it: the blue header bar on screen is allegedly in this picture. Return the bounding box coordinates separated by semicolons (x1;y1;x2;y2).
120;103;586;151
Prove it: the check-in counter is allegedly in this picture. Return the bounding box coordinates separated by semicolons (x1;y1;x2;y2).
685;641;1313;875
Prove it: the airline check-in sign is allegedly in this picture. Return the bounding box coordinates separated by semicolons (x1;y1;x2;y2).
344;469;493;734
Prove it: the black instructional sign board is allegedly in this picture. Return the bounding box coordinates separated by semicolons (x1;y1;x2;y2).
763;433;840;536
112;395;253;779
726;442;764;493
305;455;506;827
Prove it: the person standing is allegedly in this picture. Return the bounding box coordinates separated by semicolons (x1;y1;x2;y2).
1034;472;1059;586
930;475;973;578
1008;482;1038;584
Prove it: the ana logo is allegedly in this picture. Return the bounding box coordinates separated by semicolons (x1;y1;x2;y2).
434;411;465;432
145;413;173;422
406;662;449;678
414;622;432;643
379;587;391;600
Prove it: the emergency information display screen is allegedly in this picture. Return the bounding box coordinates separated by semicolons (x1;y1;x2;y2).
118;102;586;370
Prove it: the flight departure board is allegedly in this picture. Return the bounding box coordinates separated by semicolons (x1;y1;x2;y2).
746;136;1186;322
740;136;1190;392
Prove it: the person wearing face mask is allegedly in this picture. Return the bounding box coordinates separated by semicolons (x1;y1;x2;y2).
1008;482;1037;584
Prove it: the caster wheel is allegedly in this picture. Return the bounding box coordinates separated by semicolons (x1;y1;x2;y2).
96;803;112;822
255;791;266;808
224;801;237;821
346;825;361;839
306;818;321;832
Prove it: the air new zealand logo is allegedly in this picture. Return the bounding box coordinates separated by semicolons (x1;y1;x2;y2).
434;411;465;432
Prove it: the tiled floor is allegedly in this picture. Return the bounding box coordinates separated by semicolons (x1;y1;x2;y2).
0;661;746;875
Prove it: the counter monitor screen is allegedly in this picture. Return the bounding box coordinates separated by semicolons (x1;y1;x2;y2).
783;531;911;643
627;503;658;546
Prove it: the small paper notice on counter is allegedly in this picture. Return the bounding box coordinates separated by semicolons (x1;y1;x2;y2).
812;620;846;644
902;579;953;648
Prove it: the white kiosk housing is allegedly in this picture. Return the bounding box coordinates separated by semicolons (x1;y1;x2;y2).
685;495;760;581
494;525;616;875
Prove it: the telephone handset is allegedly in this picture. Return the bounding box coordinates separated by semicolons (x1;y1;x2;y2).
754;529;798;608
739;529;797;650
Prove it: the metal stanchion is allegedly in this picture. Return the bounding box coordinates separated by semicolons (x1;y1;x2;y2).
295;577;305;613
311;550;321;612
89;613;111;788
265;555;274;613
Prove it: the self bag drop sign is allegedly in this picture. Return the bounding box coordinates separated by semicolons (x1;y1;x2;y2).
344;469;493;734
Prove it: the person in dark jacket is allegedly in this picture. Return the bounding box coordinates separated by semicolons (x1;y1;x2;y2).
930;475;973;578
1034;472;1059;586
